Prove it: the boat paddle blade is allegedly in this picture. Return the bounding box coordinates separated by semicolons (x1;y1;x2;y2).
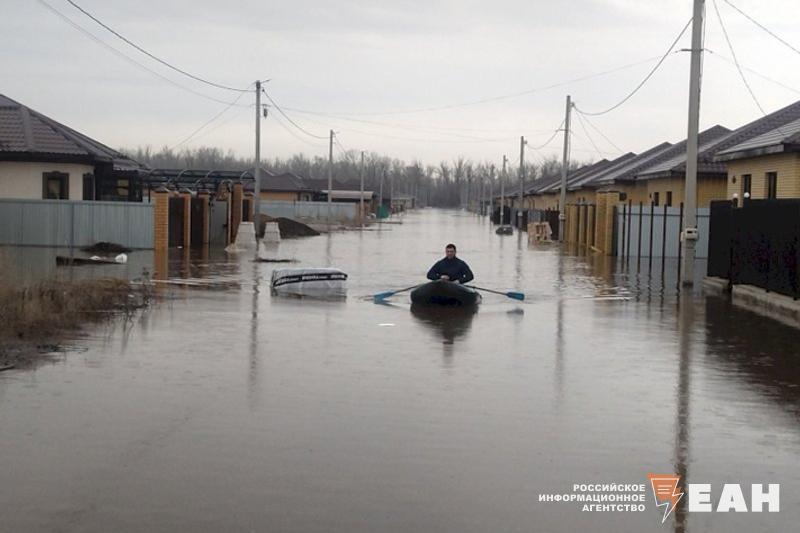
372;291;394;303
506;291;525;301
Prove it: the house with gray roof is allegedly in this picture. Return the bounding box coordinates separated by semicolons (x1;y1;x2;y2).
0;94;145;201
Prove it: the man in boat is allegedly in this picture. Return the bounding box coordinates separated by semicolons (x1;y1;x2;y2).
426;244;474;284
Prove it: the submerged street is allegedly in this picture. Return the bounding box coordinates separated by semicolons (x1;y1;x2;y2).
1;209;798;532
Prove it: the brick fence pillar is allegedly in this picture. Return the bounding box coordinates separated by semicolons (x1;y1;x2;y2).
179;188;192;249
231;182;243;243
152;187;169;280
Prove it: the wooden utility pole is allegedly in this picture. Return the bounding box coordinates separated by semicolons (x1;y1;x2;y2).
359;150;365;228
254;80;262;244
558;95;572;242
681;0;705;286
327;129;334;223
519;135;527;228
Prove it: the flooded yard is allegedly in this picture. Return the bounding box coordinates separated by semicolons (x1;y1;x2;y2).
1;209;798;532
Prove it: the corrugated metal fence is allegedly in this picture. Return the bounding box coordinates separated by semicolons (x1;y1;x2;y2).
616;204;710;259
260;201;357;222
0;199;154;248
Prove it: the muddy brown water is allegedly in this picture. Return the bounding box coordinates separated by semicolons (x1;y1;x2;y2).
1;209;798;532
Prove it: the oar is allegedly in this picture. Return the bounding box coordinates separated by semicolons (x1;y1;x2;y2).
465;285;525;301
373;284;422;303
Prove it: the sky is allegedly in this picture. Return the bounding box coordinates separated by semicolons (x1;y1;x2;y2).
3;0;800;167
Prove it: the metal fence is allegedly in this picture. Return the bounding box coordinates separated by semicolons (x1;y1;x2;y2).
0;199;154;248
616;203;710;259
260;201;358;222
708;199;800;298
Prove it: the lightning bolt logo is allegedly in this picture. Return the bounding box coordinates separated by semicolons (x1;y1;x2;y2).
647;473;684;524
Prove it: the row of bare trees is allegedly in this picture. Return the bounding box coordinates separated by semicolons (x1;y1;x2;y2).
125;145;587;207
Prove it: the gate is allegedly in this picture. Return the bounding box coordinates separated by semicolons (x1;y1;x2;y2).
168;197;185;247
209;199;229;246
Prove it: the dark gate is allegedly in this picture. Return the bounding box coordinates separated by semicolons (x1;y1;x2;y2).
190;197;205;248
168;197;185;247
707;200;732;278
545;209;560;241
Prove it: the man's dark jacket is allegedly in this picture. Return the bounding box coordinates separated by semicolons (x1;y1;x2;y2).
426;257;474;284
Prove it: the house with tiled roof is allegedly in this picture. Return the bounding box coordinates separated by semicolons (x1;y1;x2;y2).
0;94;145;201
715;111;800;200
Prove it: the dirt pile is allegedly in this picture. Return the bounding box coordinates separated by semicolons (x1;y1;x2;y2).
259;214;320;238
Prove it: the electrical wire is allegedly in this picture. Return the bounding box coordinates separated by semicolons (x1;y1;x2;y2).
36;0;250;107
573;17;693;116
573;111;604;158
282;54;680;117
64;0;249;92
169;90;251;150
269;111;327;149
707;50;800;95
262;90;328;140
712;0;769;116
528;119;566;150
574;111;624;153
723;0;800;57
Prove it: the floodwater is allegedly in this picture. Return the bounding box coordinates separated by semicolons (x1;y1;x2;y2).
1;209;799;532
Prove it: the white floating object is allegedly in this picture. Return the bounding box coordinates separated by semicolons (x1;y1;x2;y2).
115;253;128;264
262;222;281;243
270;268;347;297
226;222;257;252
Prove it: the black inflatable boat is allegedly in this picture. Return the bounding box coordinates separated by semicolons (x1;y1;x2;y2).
410;280;481;306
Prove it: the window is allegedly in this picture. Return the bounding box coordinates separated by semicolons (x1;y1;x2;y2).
652;191;660;206
766;172;778;199
666;191;673;207
42;172;69;199
83;173;95;200
742;174;752;197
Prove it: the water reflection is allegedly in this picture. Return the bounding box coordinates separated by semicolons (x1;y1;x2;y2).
410;303;477;347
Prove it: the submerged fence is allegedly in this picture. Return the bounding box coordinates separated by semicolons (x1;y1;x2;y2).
260;201;357;222
708;199;800;299
0;198;154;248
616;202;710;260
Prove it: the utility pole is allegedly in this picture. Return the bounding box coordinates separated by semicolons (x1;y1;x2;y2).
501;155;508;225
681;0;705;286
359;150;365;228
489;164;495;218
390;169;394;218
327;129;334;224
558;95;572;242
254;80;262;246
519;135;527;228
479;173;484;216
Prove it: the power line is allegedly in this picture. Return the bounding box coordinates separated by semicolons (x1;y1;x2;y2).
574;111;624;153
262;90;328;140
269;111;327;149
282;54;680;117
707;50;800;95
528;119;565;150
63;0;249;92
36;0;250;106
712;0;770;116
573;17;693;116
723;0;800;57
170;90;251;150
573;111;604;158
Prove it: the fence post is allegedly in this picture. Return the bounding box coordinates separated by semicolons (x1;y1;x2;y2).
661;203;668;279
648;202;655;275
677;202;684;289
621;202;627;261
626;199;633;266
637;201;643;272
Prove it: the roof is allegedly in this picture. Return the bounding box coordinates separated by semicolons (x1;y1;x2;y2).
260;172;309;192
576;142;676;189
535;155;636;194
715;116;800;161
302;177;349;191
322;190;376;200
634;125;732;180
0;94;142;170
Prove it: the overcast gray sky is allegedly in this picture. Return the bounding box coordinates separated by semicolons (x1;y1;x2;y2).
3;0;800;166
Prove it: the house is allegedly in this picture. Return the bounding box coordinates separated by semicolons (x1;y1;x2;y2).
0;94;145;201
716;116;800;200
257;172;313;201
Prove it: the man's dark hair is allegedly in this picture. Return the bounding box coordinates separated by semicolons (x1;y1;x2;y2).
445;243;456;251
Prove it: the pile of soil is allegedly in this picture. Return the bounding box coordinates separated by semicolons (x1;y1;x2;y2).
259;215;320;238
82;242;132;253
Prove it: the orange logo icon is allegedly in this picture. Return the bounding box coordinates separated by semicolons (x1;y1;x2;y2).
647;473;684;523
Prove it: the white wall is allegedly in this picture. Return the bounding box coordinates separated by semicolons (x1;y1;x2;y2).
0;161;93;200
